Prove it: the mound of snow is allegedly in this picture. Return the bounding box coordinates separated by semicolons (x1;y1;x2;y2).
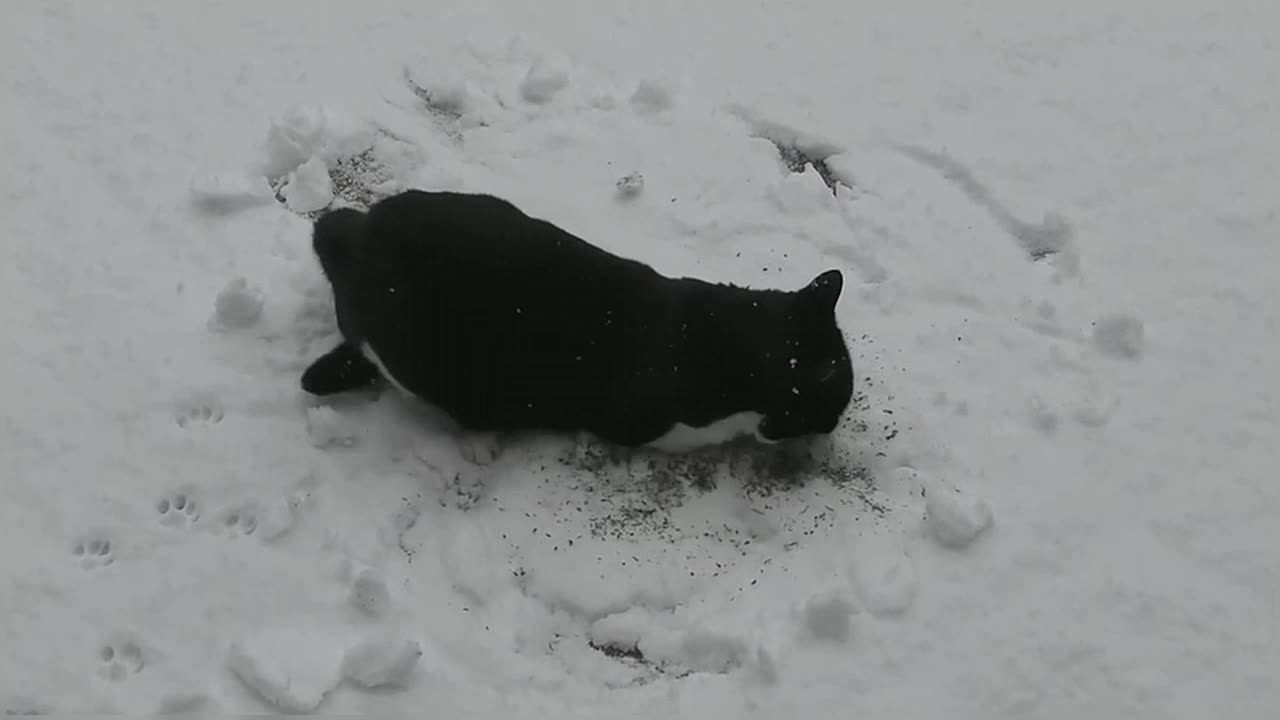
341;638;422;689
923;478;994;549
281;156;334;213
211;277;264;330
263;105;331;177
520;59;570;104
589;607;751;675
798;588;858;643
227;629;347;713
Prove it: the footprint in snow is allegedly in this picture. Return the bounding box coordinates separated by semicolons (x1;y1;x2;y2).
71;533;115;570
217;501;263;539
97;638;146;682
174;393;224;429
156;491;201;529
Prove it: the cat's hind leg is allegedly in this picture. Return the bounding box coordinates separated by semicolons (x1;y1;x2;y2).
301;341;382;395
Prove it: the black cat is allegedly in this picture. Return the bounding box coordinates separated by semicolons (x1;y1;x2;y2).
301;190;854;456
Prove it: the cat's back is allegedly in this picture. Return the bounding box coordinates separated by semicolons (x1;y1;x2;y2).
361;189;662;297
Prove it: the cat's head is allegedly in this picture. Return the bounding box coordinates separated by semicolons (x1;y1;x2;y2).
311;206;367;282
752;269;854;443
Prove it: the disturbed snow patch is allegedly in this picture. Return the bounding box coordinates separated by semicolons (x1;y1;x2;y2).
725;104;850;195
257;104;419;219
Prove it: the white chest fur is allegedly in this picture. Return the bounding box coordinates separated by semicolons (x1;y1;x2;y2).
360;342;413;397
645;411;769;453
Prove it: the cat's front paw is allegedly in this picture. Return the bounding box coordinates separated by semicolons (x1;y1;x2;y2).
457;432;502;466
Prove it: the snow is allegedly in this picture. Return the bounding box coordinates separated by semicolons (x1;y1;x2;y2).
211;276;265;330
341;637;423;689
347;566;392;618
520;58;571;105
646;411;766;453
797;588;859;643
226;628;348;713
3;0;1279;716
280;156;335;214
615;171;645;198
922;475;996;550
1092;313;1146;359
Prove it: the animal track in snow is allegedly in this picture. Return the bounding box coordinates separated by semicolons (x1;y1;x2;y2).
157;491;200;528
218;502;261;539
890;142;1074;263
725;105;848;195
72;534;115;570
175;393;224;429
97;638;146;682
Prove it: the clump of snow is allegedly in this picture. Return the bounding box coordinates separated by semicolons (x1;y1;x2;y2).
798;588;858;643
588;607;749;675
924;478;995;549
305;405;359;449
520;59;570;104
226;629;347;714
261;104;333;178
630;79;673;113
281;156;334;214
588;607;651;651
1092;313;1145;359
616;171;644;198
341;638;423;689
210;277;264;330
348;567;391;618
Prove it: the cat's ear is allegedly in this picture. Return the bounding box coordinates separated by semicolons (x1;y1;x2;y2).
798;269;843;315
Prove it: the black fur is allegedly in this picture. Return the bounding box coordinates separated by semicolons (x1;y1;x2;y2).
302;190;854;448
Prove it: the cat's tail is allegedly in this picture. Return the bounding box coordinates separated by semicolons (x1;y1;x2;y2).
311;206;365;274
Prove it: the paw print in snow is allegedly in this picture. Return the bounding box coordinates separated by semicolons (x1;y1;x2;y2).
219;502;260;539
175;393;224;429
157;492;200;528
97;639;145;682
72;534;115;570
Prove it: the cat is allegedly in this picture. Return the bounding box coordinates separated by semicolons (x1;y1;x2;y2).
301;189;854;462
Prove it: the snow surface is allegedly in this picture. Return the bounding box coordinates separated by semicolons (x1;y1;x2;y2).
3;0;1279;716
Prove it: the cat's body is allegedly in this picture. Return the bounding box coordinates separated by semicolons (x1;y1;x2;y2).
301;190;854;453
